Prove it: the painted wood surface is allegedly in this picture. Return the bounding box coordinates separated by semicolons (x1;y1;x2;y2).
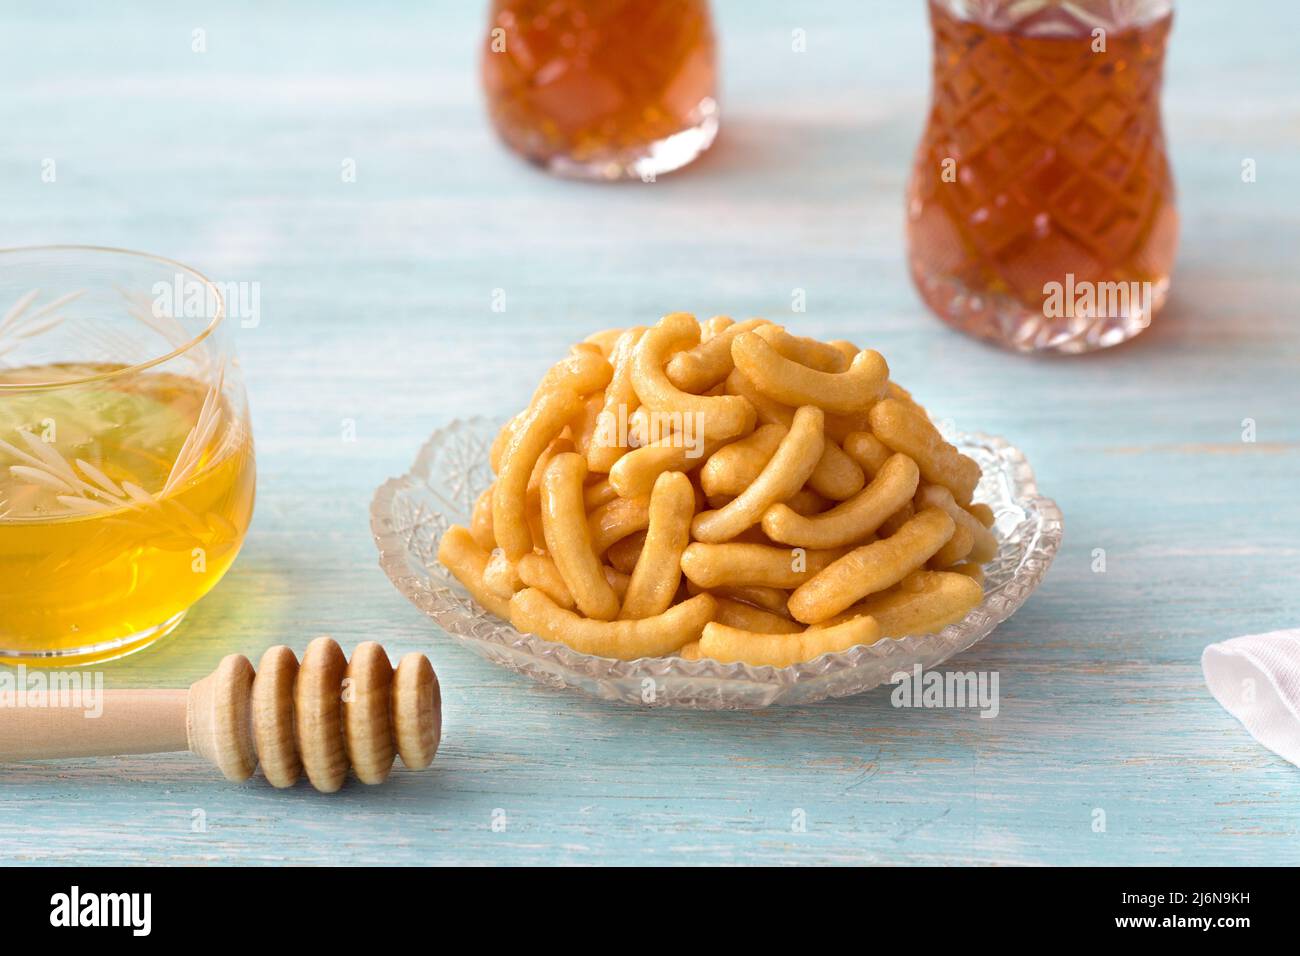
1;0;1298;865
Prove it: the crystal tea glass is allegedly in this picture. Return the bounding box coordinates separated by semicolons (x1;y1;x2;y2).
482;0;720;179
906;0;1178;353
0;246;256;664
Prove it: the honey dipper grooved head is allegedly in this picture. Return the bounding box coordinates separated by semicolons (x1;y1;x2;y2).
253;645;301;787
187;653;256;783
392;652;440;770
296;637;350;792
188;637;441;793
345;641;395;784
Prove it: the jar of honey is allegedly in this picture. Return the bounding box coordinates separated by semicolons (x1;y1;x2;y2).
481;0;719;180
906;0;1178;353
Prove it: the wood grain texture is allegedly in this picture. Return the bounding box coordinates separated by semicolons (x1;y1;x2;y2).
1;0;1298;865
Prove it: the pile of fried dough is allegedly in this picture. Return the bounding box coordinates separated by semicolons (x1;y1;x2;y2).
438;313;994;668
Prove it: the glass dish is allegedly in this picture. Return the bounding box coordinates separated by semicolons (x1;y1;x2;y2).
371;417;1061;709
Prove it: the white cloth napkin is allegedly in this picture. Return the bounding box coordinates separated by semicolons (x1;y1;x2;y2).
1202;629;1300;768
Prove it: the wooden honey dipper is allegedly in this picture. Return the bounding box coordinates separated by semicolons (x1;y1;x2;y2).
0;637;441;793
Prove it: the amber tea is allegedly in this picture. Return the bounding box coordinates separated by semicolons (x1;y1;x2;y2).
482;0;719;178
907;0;1178;352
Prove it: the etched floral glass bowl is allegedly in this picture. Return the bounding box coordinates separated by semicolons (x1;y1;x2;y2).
371;417;1062;709
0;245;255;665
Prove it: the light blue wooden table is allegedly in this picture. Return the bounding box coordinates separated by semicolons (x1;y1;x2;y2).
2;0;1298;865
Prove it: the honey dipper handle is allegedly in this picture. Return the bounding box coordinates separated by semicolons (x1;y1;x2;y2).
0;689;189;762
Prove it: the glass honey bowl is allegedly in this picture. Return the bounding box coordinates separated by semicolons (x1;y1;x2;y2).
0;246;256;665
482;0;720;180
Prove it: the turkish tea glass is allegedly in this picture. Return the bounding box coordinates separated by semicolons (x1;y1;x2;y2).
482;0;720;180
906;0;1178;353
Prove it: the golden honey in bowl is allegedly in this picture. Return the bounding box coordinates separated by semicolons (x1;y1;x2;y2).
0;246;256;664
0;366;255;663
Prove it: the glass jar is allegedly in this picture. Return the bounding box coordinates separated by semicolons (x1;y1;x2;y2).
906;0;1178;353
482;0;719;180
